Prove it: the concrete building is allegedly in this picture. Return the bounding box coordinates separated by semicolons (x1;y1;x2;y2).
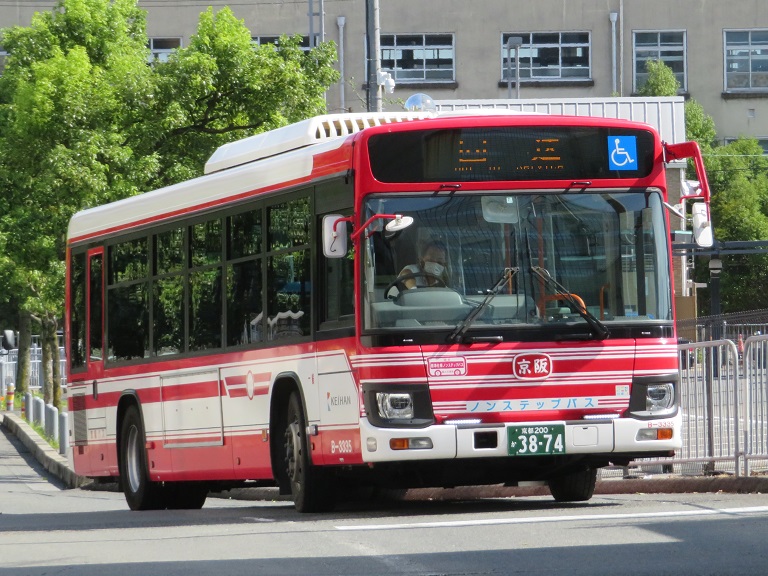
1;0;766;148
130;0;768;152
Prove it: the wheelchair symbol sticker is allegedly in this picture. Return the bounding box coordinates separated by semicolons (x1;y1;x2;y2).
608;136;637;171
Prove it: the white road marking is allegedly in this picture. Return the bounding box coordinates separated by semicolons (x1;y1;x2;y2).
334;505;768;531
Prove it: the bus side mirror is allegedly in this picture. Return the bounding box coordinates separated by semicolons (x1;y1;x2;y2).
322;214;348;258
2;329;15;351
691;203;713;248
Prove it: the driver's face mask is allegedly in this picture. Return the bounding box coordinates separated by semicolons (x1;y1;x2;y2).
423;260;445;277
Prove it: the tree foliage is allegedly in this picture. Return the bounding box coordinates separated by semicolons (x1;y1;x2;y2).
139;7;339;186
639;59;768;314
685;99;717;151
703;140;768;312
0;0;339;391
637;59;680;97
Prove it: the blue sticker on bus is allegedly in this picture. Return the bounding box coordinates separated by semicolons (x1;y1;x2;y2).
608;136;637;171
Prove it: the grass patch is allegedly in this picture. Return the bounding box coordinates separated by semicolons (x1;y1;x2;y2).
27;419;60;451
10;390;64;452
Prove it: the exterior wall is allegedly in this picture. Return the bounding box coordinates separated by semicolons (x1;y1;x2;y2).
0;0;765;143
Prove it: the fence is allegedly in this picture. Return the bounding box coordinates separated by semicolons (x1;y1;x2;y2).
624;336;768;477
0;344;67;398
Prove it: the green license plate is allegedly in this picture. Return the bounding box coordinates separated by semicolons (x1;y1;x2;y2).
507;424;566;456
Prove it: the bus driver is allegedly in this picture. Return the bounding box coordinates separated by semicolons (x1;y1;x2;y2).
399;240;450;289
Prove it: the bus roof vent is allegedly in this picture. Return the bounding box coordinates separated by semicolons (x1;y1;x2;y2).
204;112;434;174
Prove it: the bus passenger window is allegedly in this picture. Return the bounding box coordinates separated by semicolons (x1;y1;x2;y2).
69;251;87;371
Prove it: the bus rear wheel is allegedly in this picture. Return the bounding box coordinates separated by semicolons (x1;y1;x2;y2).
283;391;335;513
120;405;165;510
547;466;597;502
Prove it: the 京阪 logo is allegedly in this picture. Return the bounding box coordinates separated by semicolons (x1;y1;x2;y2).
512;353;552;380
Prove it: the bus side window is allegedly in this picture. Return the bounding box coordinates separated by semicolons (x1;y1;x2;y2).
267;196;311;340
69;251;87;372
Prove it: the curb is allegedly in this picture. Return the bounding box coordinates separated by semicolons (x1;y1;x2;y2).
1;412;87;489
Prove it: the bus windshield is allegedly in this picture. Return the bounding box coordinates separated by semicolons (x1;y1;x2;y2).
362;190;671;337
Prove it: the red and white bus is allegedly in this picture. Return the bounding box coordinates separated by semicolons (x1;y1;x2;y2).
66;111;712;512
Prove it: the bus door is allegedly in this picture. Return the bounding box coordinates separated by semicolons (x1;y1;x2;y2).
85;248;109;472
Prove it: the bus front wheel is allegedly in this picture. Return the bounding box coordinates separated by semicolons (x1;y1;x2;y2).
120;405;164;511
547;466;597;502
283;391;335;513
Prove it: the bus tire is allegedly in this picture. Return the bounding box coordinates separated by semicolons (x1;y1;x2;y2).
283;391;335;513
165;482;208;510
120;405;165;511
547;466;597;502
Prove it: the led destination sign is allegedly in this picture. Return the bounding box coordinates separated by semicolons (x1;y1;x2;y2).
368;126;655;183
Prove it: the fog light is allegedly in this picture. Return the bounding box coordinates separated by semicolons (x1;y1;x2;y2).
409;438;433;449
366;437;378;452
377;392;414;419
647;384;674;412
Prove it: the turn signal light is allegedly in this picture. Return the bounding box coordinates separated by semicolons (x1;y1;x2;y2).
390;438;410;450
389;437;433;450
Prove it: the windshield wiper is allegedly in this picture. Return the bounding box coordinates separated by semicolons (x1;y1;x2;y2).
448;268;519;344
530;266;610;340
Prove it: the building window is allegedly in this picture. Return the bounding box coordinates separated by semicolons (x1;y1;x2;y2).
725;30;768;90
633;31;686;92
253;35;312;51
148;38;181;63
501;32;590;81
380;34;455;83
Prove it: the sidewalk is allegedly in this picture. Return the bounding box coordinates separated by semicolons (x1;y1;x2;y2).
1;411;86;489
2;410;768;499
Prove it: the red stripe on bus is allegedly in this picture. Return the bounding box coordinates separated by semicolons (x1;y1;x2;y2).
161;380;220;402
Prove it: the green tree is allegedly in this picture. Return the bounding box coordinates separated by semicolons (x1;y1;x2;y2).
685;99;717;150
0;0;154;399
637;60;768;314
637;59;680;97
0;0;339;396
703;140;768;312
138;7;339;186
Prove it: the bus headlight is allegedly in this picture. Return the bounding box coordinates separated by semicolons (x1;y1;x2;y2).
377;392;414;419
646;384;675;412
628;375;678;419
363;383;435;428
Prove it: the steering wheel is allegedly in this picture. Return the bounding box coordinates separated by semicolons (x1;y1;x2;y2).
384;272;446;299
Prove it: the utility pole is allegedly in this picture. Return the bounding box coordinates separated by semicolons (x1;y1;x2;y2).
365;0;379;111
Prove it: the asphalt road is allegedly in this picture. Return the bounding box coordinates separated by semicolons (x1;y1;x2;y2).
3;418;768;576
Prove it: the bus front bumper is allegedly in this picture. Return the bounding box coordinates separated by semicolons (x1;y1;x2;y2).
359;412;682;463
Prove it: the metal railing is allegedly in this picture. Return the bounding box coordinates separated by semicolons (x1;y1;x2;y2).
0;345;67;397
743;334;768;475
626;337;768;477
